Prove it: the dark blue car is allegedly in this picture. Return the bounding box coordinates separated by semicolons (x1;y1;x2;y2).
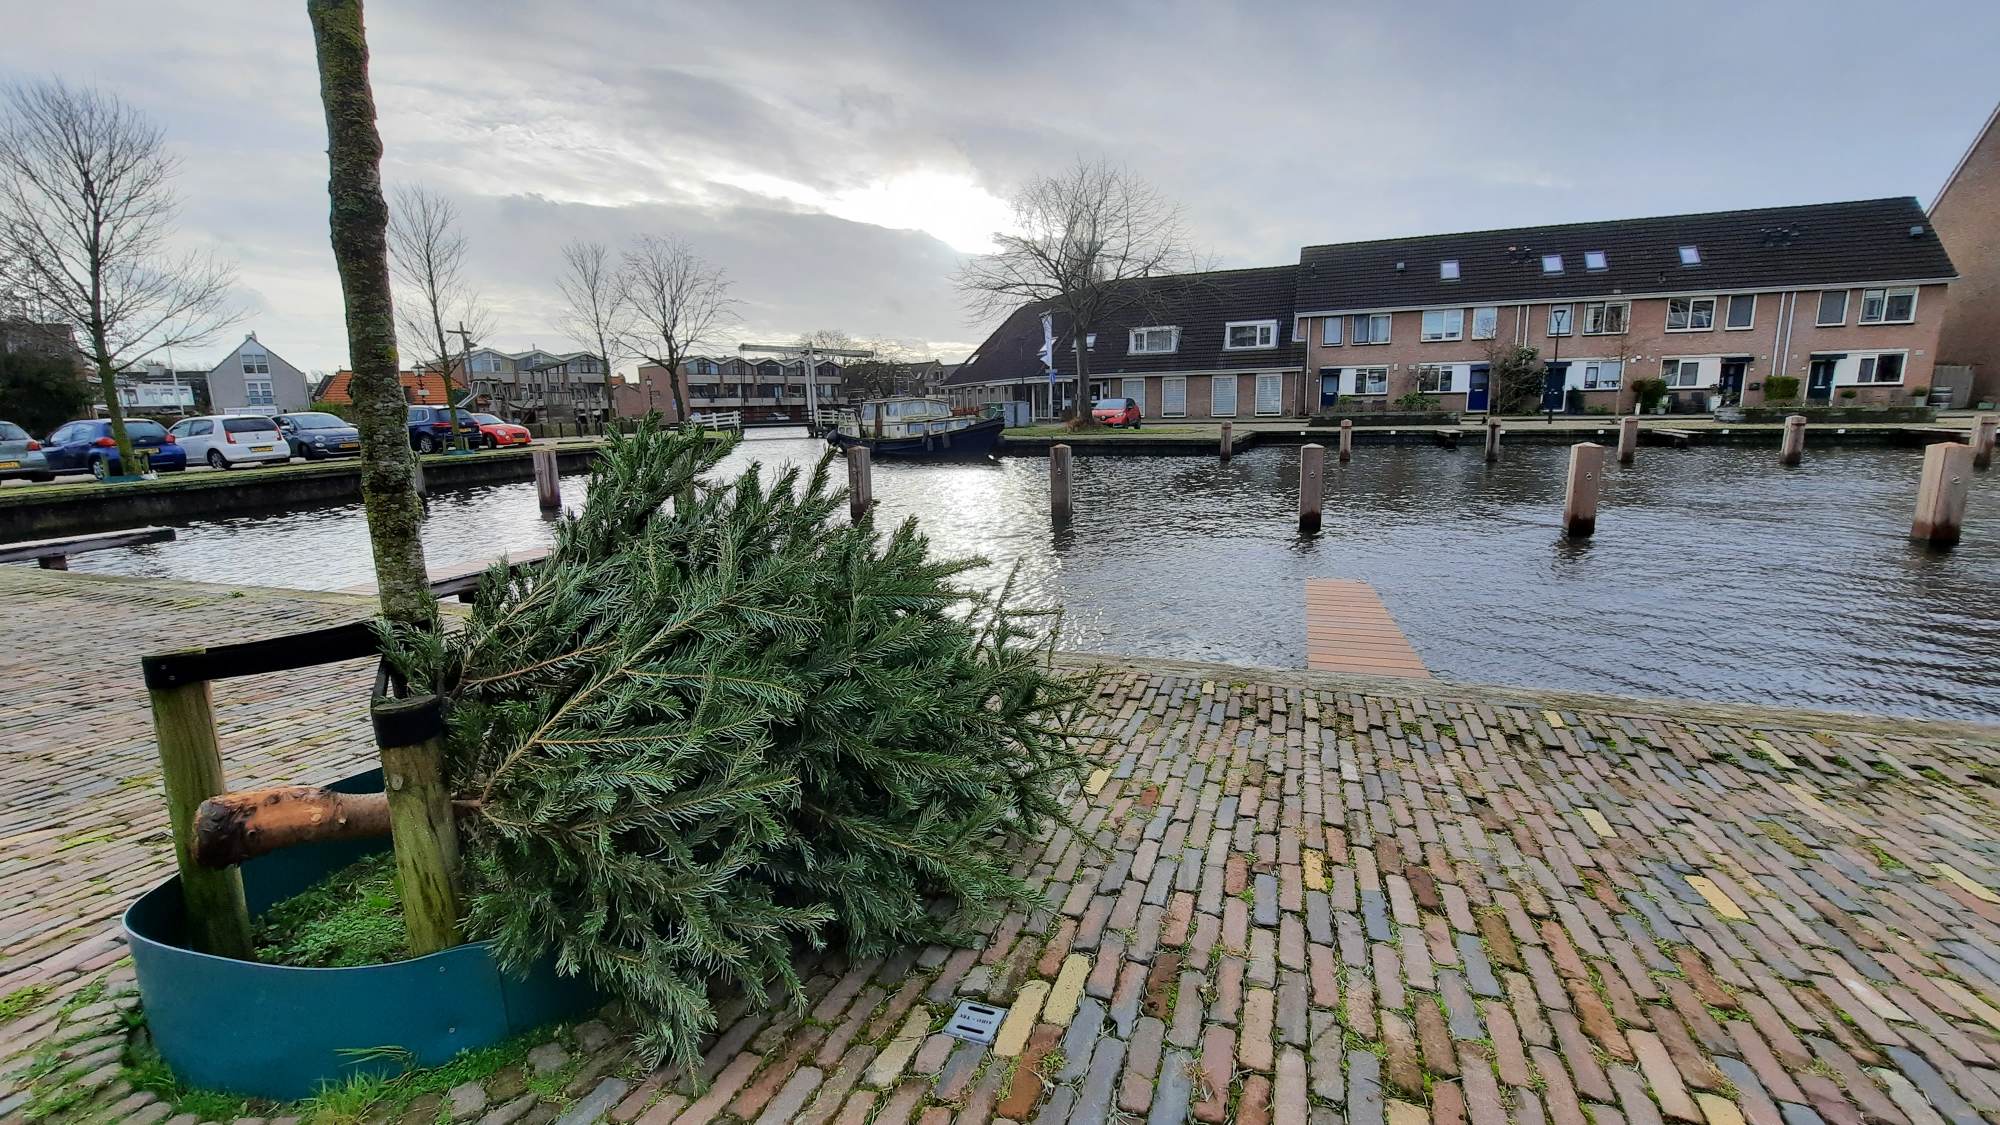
406;406;484;453
42;418;188;479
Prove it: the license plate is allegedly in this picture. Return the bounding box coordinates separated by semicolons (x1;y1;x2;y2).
251;445;273;452
340;442;358;449
0;461;17;470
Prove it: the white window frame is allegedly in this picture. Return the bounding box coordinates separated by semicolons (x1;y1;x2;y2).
1129;326;1180;355
1254;373;1282;416
1223;320;1278;351
1541;254;1564;275
1858;287;1917;325
1353;313;1392;345
1679;245;1701;265
1584;250;1608;272
241;355;270;375
1439;259;1460;281
1582;301;1628;335
1855;351;1908;385
1420;308;1464;342
1471;306;1499;340
1321;317;1343;347
1664;359;1702;388
1581;362;1623;390
1816;290;1848;327
245;379;274;406
1666;296;1716;332
1211;374;1237;417
1724;293;1756;331
1414;364;1454;394
1353;366;1389;395
1547;305;1574;337
1161;375;1187;417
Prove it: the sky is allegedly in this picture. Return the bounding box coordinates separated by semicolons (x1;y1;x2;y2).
3;0;1996;378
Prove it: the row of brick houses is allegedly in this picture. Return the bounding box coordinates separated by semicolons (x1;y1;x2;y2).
943;196;1961;419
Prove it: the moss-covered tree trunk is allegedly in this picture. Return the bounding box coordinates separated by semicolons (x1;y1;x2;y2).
308;0;434;628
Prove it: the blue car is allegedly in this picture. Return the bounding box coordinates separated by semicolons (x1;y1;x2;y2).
42;418;188;479
406;406;484;453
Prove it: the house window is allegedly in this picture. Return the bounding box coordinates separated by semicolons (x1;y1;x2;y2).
1547;305;1573;336
1582;301;1628;335
1859;287;1917;324
1440;260;1460;281
1664;360;1702;388
1352;367;1389;395
1224;320;1278;350
1725;294;1756;330
1421;309;1464;341
241;354;269;375
1352;313;1392;344
245;379;274;406
1856;353;1906;384
1322;317;1343;346
1541;254;1564;275
1816;290;1847;326
1583;362;1624;390
1471;307;1499;340
1130;326;1180;354
1211;374;1237;417
1666;296;1716;331
1255;373;1282;416
1086;334;1096;348
1584;250;1608;271
1415;364;1454;394
1162;376;1187;416
1679;245;1701;265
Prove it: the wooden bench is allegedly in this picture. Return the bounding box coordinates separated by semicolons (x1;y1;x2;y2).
0;526;176;570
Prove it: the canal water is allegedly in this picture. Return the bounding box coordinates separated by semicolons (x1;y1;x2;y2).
69;429;2000;722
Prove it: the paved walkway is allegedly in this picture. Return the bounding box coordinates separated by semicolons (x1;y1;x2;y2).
5;568;2000;1125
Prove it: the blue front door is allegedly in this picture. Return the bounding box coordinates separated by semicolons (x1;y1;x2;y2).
1542;364;1569;412
1319;370;1339;409
1467;365;1490;412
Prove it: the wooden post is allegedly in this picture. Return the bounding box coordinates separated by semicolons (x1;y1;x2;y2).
532;447;560;511
1973;415;1997;471
846;445;872;521
149;679;254;960
1484;416;1503;463
372;694;461;956
36;553;68;571
1219;421;1232;462
1050;443;1072;523
1338;419;1353;464
410;453;426;496
1562;442;1605;538
1298;443;1325;533
1779;414;1807;467
1617;417;1639;466
1911;442;1972;547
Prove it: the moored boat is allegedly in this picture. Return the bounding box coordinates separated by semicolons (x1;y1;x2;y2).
825;397;1004;458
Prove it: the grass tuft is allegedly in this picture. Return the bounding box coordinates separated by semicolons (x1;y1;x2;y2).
254;851;413;968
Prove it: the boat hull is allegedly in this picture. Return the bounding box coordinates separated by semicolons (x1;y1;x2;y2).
826;415;1005;458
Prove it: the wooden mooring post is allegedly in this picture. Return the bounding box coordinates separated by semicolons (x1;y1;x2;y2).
410;452;426;496
371;694;461;956
846;445;872;521
532;447;560;511
1974;415;1997;471
1780;414;1807;467
1484;416;1503;462
1912;442;1972;547
1299;443;1325;532
148;673;254;960
1617;417;1639;465
1050;443;1073;523
1562;442;1605;537
1338;419;1353;463
1219;421;1232;462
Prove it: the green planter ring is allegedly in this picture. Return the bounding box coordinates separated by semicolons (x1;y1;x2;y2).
124;769;599;1101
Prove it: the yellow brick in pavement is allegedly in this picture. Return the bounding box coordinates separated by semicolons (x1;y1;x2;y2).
1697;1093;1746;1125
992;980;1049;1056
1580;809;1615;838
1934;862;2000;904
1301;849;1325;891
1083;768;1111;796
1044;954;1090;1026
1684;875;1748;921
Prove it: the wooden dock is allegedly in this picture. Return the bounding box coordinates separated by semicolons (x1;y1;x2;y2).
1303;578;1430;678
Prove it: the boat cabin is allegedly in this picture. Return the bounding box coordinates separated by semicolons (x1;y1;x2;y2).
837;397;987;441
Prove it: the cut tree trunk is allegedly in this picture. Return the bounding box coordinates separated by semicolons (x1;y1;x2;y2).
194;786;392;869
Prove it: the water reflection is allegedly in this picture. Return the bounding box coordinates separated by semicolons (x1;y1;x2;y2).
65;428;2000;722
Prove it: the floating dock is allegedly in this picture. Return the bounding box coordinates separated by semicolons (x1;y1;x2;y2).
1303;578;1430;678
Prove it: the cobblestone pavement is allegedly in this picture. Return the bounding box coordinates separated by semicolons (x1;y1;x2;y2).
7;568;2000;1125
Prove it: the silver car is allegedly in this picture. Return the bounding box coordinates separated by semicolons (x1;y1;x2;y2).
0;420;54;482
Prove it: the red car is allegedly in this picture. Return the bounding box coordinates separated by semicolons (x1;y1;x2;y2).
1091;397;1142;428
471;413;533;448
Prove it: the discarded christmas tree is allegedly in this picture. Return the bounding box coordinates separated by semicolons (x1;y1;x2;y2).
380;419;1097;1069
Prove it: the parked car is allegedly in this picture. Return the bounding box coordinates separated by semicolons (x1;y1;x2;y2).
1091;397;1143;428
469;412;533;449
0;421;54;482
406;406;484;453
273;411;362;459
166;414;290;469
42;418;187;478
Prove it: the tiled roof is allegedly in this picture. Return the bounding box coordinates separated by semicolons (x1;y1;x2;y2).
1296;197;1955;314
944;265;1303;387
316;369;462;405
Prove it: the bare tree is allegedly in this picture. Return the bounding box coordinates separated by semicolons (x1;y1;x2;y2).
308;0;432;627
617;235;734;421
388;184;486;448
955;159;1198;416
556;239;627;425
0;79;236;467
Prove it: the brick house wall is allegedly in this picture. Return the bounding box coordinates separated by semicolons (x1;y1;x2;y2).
1930;103;2000;402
